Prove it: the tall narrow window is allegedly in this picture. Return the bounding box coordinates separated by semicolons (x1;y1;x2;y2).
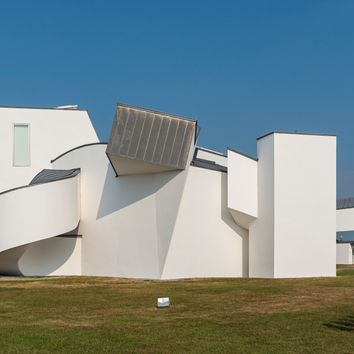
13;124;30;166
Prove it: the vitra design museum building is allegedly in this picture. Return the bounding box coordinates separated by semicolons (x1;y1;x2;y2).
0;103;351;278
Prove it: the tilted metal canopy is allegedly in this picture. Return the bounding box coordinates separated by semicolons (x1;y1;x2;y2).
106;104;197;176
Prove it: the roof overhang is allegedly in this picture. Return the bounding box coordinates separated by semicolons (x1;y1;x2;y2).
106;104;197;176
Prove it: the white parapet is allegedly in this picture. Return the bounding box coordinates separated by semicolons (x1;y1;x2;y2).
336;243;353;265
227;148;258;229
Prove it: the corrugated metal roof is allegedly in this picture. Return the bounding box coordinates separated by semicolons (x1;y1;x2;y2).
337;197;354;210
106;104;197;174
30;169;80;185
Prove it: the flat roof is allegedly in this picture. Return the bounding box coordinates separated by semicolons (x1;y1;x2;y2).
196;146;226;157
257;131;336;141
0;105;87;112
227;147;258;161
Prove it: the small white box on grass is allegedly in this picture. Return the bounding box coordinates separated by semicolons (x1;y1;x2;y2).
157;297;171;308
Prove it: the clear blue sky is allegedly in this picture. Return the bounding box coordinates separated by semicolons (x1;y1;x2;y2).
1;0;353;197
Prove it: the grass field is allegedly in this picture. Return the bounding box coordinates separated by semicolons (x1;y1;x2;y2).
0;270;353;353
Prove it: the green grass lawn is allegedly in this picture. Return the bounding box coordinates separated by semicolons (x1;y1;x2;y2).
0;271;353;353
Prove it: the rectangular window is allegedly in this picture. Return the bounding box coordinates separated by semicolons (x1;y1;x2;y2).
13;124;30;166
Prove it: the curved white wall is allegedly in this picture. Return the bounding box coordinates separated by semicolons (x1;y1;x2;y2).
0;236;81;276
0;175;80;252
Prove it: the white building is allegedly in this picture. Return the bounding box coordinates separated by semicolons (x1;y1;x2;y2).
0;103;339;278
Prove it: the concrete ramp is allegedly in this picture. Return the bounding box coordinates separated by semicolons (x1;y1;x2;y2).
0;169;80;253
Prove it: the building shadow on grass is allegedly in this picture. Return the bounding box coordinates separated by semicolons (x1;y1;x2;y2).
324;315;354;331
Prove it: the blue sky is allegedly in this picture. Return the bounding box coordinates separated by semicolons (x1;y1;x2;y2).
0;0;353;196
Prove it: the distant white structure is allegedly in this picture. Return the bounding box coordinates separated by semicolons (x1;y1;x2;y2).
336;197;354;264
336;243;353;265
0;103;339;278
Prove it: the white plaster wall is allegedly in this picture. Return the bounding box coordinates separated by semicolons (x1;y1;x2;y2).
336;243;353;264
0;175;80;252
53;144;161;278
161;166;248;279
0;237;81;276
0;107;98;192
196;148;227;166
249;135;275;278
53;145;247;279
155;168;189;275
227;149;258;229
274;134;336;278
337;208;354;232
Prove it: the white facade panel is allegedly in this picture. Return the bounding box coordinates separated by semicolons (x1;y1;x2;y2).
273;134;336;278
249;135;275;278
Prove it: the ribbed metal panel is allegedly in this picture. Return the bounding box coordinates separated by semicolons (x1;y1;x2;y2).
30;169;80;185
106;104;196;172
337;197;354;210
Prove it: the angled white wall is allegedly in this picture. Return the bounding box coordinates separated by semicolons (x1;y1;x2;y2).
336;243;353;265
227;149;258;229
161;166;248;279
0;107;98;192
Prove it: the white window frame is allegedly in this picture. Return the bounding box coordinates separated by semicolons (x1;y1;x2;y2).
13;123;31;167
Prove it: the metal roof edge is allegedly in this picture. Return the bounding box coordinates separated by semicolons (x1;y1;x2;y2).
51;142;107;163
116;102;198;123
0;105;88;112
0;169;81;196
196;146;226;157
227;147;258;161
257;131;336;141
